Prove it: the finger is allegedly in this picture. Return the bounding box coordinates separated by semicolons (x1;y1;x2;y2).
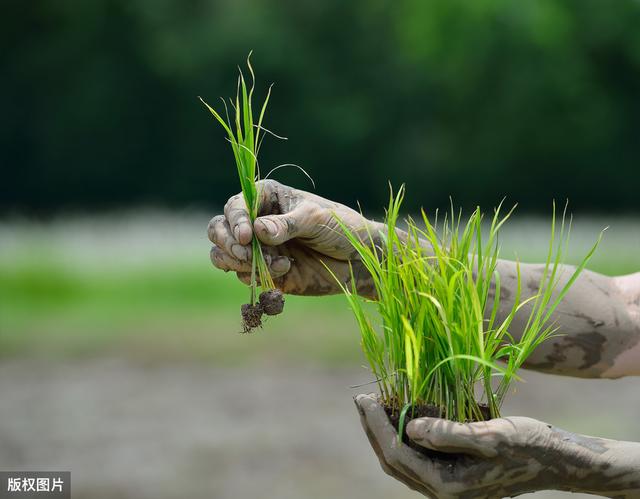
228;250;291;285
223;194;253;246
212;246;291;278
259;246;292;277
210;245;251;273
268;255;292;277
240;244;293;278
237;272;252;286
208;215;250;261
255;179;294;216
406;417;517;458
354;394;438;497
224;180;290;245
254;202;319;246
354;394;401;461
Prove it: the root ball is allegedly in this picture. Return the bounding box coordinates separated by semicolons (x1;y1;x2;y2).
259;289;285;316
241;303;264;332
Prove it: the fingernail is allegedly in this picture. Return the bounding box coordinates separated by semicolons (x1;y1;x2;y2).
270;256;291;274
233;225;240;241
231;244;248;261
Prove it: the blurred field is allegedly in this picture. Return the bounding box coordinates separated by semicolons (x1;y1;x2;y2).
0;211;639;499
1;210;638;363
0;211;357;364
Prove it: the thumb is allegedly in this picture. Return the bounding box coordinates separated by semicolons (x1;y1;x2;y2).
407;417;513;458
254;204;316;245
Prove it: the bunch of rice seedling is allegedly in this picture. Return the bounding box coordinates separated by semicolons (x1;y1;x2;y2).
331;186;601;431
200;54;284;332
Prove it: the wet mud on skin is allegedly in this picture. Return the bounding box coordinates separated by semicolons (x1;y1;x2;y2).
550;427;608;455
489;263;640;379
531;332;607;372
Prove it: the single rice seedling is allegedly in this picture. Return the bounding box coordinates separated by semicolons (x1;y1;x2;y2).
331;186;601;435
200;54;285;332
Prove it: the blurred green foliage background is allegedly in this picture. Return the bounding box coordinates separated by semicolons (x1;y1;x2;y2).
3;0;640;214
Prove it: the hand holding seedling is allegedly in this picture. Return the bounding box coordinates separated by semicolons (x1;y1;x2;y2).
355;394;640;499
208;179;380;297
210;180;640;379
202;55;381;330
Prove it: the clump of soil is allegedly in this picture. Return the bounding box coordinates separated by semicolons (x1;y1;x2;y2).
259;289;285;316
384;403;491;462
240;289;285;333
241;303;264;333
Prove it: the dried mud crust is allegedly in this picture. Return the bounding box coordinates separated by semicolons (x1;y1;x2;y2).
384;403;491;462
240;289;285;333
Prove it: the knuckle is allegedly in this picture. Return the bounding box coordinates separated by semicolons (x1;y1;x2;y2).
208;215;223;235
209;214;225;228
257;178;279;189
307;205;327;229
232;209;249;222
224;194;242;211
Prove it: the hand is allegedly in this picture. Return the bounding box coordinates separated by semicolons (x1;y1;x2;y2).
208;179;379;296
355;393;636;499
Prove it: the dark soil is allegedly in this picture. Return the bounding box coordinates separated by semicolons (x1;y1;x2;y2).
259;289;285;316
384;403;491;462
240;303;264;333
240;289;285;333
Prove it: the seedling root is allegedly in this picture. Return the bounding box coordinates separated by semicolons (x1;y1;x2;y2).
240;289;285;333
241;303;264;333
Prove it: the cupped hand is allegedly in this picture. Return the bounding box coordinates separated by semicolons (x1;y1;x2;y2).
354;393;600;499
208;179;378;296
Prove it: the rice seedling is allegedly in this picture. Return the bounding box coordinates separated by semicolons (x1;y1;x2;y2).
200;54;284;332
331;186;601;430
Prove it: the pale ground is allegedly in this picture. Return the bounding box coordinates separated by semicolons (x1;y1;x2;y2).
0;359;637;499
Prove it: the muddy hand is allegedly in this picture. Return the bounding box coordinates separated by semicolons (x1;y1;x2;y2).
355;394;640;499
208;179;379;297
